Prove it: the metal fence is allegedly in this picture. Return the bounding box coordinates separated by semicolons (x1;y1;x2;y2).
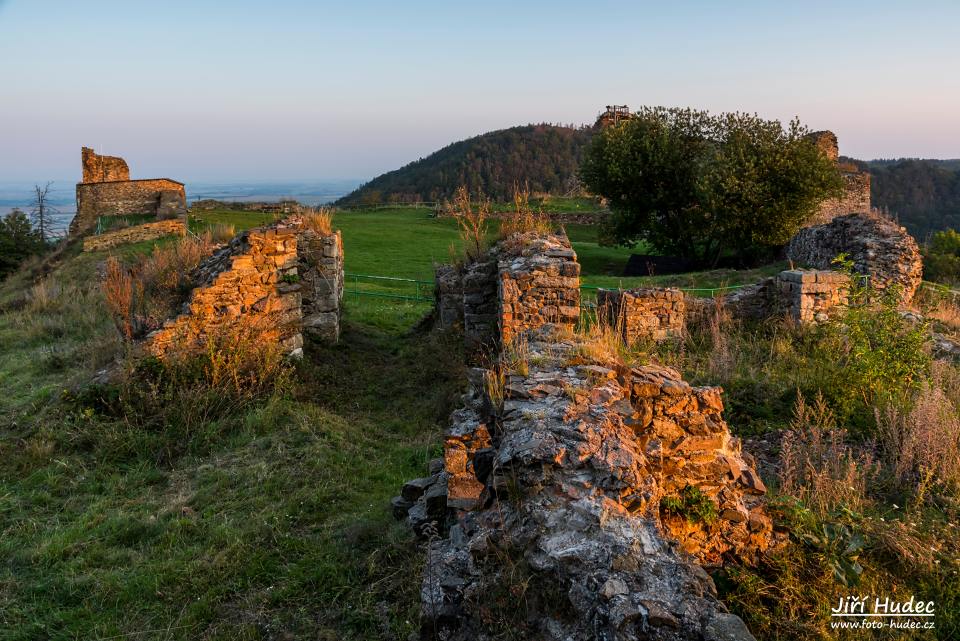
343;273;754;306
345;273;435;303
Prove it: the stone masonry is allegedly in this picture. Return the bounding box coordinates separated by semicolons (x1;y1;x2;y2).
435;231;581;350
399;232;772;640
72;148;187;235
498;233;581;345
597;287;685;343
723;270;849;324
298;228;344;342
776;270;849;323
804;131;872;227
787;212;923;303
145;217;342;358
82;219;186;252
82;146;129;182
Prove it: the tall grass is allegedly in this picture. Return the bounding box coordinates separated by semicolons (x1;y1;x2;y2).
498;186;553;239
303;207;334;235
101;236;215;339
449;186;490;262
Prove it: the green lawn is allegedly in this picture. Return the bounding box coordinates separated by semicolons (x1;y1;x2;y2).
188;207;781;298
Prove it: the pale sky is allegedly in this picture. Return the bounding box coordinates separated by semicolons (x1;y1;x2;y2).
1;0;958;182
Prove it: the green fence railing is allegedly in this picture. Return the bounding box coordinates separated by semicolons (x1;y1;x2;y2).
343;273;755;305
345;273;435;303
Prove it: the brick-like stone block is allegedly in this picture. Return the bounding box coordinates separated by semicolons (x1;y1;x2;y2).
597;287;685;343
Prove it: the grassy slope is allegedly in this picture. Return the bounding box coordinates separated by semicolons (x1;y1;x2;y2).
0;239;465;640
9;208;950;640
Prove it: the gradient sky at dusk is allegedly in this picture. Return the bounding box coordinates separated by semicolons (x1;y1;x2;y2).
1;0;958;182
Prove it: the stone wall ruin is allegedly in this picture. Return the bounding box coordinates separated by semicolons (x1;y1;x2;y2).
144;217;343;358
82;218;186;253
400;231;773;640
787;212;923;304
434;231;581;349
597;287;686;343
72;148;188;236
804;131;872;227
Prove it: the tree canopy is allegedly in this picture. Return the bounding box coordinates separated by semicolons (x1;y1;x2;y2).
0;209;46;279
581;107;844;264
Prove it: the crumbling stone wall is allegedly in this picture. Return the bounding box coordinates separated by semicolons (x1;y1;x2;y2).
74;180;187;234
82;147;130;183
804;131;871;227
395;327;771;640
435;232;580;349
787;212;922;303
597;287;685;343
72;148;188;235
145;218;343;358
498;233;580;344
434;264;464;330
400;232;772;640
145;223;304;358
82;219;186;252
298;228;344;342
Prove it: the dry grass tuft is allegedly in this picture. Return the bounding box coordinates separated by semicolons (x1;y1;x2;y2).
303;208;334;235
875;368;960;497
448;186;490;262
207;223;236;244
499;186;553;239
779;392;876;516
101;236;215;340
572;307;646;368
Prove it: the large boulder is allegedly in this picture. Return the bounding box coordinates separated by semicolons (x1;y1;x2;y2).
787;213;922;304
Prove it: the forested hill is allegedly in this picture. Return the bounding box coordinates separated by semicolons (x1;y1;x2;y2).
339;123;960;240
337;124;593;205
843;158;960;239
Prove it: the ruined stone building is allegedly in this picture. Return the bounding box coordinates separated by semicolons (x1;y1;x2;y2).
804;131;872;226
71;147;187;235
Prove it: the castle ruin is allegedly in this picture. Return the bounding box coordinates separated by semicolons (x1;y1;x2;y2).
72;147;187;236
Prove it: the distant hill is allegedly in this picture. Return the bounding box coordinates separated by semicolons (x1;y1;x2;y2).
843;158;960;239
337;124;593;205
340;123;960;242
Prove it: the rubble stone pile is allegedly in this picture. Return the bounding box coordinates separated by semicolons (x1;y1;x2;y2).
787;213;922;303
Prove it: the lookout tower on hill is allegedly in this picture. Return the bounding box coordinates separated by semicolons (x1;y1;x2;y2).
596;104;631;128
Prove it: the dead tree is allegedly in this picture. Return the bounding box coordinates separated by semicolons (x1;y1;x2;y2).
30;182;58;242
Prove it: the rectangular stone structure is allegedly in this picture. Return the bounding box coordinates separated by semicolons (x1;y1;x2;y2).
597;287;685;343
777;269;848;323
72;147;187;235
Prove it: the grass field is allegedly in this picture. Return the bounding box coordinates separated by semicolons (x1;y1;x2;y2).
190;206;784;294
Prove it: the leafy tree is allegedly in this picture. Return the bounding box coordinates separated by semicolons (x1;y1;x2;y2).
0;209;46;278
922;228;960;285
581;107;844;264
